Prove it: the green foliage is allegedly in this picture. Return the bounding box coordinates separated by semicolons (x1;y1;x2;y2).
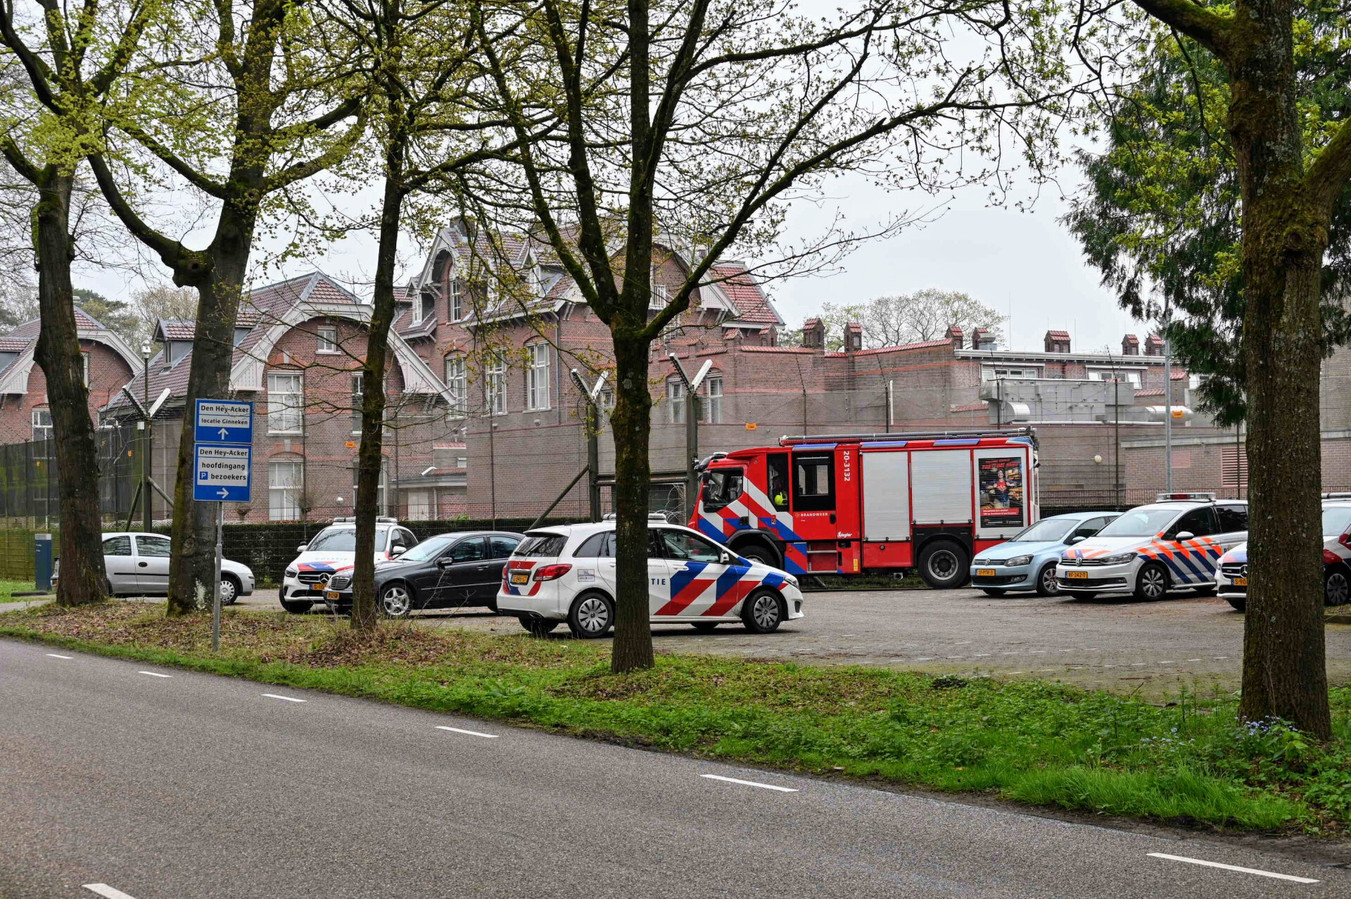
5;602;1350;832
1065;14;1351;425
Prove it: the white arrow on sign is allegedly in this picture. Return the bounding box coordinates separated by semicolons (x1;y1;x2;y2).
218;488;229;498
218;427;230;439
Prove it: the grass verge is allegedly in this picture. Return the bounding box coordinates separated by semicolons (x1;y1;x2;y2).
0;579;42;603
2;601;1348;834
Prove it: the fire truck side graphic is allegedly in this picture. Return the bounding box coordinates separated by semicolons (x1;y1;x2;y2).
691;429;1039;589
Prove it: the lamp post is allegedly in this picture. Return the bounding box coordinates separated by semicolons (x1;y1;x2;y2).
141;343;151;531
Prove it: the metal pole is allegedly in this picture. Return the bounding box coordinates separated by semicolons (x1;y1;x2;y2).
1164;333;1173;493
885;380;894;433
587;404;601;520
1115;373;1121;509
685;389;698;522
142;350;152;530
212;501;223;651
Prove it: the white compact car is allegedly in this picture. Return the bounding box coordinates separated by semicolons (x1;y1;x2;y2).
53;532;255;603
1055;493;1248;600
1216;497;1351;611
280;518;419;613
497;521;805;638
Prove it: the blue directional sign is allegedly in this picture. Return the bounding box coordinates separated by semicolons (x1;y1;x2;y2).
194;445;252;502
194;399;253;445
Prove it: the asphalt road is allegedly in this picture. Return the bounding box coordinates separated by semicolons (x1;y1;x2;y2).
235;586;1351;696
2;638;1347;899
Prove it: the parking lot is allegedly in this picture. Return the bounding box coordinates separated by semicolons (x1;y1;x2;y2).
237;586;1351;697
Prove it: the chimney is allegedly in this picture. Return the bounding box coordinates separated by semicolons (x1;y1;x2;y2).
843;322;863;353
1122;333;1140;356
971;327;995;350
1044;329;1071;353
801;317;825;349
945;324;964;351
1144;334;1164;356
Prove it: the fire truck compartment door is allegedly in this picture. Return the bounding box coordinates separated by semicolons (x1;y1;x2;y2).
862;452;910;541
910;450;974;524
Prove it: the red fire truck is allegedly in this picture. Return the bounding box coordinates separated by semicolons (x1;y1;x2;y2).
691;429;1039;588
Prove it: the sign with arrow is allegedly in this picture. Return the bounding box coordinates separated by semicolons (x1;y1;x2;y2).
194;399;253;445
193;444;252;502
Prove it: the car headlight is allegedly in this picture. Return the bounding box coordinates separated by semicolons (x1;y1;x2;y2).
1100;552;1138;565
1004;555;1033;567
784;575;799;588
328;574;352;590
285;567;298;579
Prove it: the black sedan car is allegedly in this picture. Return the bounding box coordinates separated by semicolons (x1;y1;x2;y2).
322;531;524;618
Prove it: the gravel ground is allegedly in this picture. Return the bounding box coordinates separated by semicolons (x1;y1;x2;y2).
224;585;1351;697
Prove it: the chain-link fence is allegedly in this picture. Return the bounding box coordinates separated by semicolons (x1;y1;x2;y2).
0;424;140;528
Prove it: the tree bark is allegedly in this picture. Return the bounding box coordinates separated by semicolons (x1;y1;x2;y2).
32;168;108;606
609;333;656;672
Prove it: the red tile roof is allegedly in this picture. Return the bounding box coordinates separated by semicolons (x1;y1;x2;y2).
1045;330;1071;341
707;262;781;327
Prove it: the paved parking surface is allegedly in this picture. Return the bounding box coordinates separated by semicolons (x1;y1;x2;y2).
236;586;1351;696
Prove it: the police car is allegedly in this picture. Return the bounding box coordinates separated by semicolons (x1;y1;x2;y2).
1054;493;1248;599
1216;497;1351;611
280;518;419;613
497;519;805;638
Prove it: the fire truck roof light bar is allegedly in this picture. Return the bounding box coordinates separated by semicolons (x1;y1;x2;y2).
778;427;1036;447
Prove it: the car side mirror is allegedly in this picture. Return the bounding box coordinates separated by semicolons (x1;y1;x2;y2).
297;544;308;553
391;545;407;558
1175;531;1194;541
1069;535;1086;544
719;551;732;564
436;557;453;569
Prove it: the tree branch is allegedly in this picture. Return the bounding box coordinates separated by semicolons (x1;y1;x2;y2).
111;119;229;199
86;152;187;267
1308;118;1351;212
1130;0;1232;58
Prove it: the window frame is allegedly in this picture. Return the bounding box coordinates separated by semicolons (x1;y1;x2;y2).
980;365;1042;382
268;457;305;521
526;342;551;411
316;325;339;354
485;350;507;416
103;535;132;557
31;408;53;442
667;378;686;424
792;453;836;512
448;279;463;321
267;370;304;435
444;354;467;419
702;375;723;424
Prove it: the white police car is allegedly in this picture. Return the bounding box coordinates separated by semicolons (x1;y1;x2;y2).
497;520;805;638
1217;497;1351;611
1054;493;1248;600
280;518;419;613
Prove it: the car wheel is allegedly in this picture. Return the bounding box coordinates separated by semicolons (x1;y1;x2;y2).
280;598;312;613
1226;597;1247;612
105;579;115;598
981;588;1006;597
219;575;240;606
917;539;969;589
487;597;499;613
1066;591;1097;600
568;592;614;638
1035;562;1060;597
378;582;414;619
1134;562;1169;601
737;545;779;568
691;621;719;632
520;616;559;636
742;588;784;634
1325;570;1350;606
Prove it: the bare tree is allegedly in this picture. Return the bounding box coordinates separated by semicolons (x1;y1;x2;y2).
816;289;1004;349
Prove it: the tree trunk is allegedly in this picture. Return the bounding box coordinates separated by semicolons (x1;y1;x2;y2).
609;333;655;672
165;208;255;615
1227;3;1331;737
32;169;107;607
351;137;406;632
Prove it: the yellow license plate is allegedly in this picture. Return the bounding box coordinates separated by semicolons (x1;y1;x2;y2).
326;591;341;600
976;568;997;577
1066;570;1089;580
510;572;529;585
1234;577;1248;587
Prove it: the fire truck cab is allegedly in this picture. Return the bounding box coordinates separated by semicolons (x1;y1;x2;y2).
691;430;1039;589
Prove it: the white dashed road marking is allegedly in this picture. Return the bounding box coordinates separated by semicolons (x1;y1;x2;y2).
701;774;798;793
1147;852;1319;884
84;885;139;899
436;725;499;739
261;693;306;703
45;653;73;660
138;671;172;678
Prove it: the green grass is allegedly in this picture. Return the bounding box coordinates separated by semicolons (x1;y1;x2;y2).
0;580;43;603
1;601;1348;834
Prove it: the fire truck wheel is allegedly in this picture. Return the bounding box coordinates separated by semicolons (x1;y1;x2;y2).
736;545;780;568
280;598;313;614
1133;562;1169;601
1035;562;1060;597
917;540;969;589
742;589;784;634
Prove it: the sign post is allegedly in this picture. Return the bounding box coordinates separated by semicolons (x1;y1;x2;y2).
193;399;253;651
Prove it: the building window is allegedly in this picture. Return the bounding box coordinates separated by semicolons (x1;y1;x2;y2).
668;379;686;424
269;458;304;521
267;371;304;435
445;355;467;418
168;341;191;365
233;326;251;346
486;351;506;415
1087;368;1142;387
406;489;432;521
527;343;550;410
600;387;615;410
448;279;463;321
702;376;722;424
351;371;364;433
81;352;90;386
32;408;52;442
528;264;546;297
981;365;1041;382
317;325;338;354
649;263;668;309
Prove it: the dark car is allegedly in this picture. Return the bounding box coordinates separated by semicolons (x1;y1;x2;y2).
322;531;524;618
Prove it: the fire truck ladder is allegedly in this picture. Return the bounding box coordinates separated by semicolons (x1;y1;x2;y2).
778;427;1037;447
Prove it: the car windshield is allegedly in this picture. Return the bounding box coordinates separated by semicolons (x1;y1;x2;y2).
1008;519;1076;543
307;527;388;553
1323;506;1351;537
1095;508;1180;538
400;535;455;562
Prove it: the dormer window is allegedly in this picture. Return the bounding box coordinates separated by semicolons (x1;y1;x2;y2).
167;340;191;365
233;326;251;347
416;290;435;324
650;263;668;309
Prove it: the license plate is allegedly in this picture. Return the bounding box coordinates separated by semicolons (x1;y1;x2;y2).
1234;577;1248;587
1066;570;1089;580
976;568;997;577
306;586;324;594
326;591;341;600
510;572;529;585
